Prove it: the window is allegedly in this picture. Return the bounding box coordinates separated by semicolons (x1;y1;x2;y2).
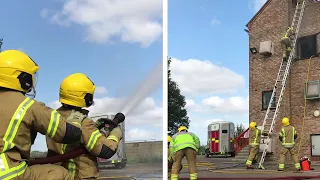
296;34;317;60
305;80;320;99
262;90;276;110
311;134;320;156
222;130;228;133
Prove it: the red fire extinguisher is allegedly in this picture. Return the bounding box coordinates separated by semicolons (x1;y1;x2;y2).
300;156;314;171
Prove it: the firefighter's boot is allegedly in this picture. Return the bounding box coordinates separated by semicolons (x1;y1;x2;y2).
247;165;254;169
294;168;302;173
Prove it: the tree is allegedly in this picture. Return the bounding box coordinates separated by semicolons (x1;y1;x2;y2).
0;38;3;52
235;123;245;137
168;56;190;135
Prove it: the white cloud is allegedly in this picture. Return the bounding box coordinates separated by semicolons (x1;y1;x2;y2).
95;86;108;95
45;0;163;47
33;96;162;151
210;17;221;25
170;58;245;96
202;96;249;114
249;0;268;13
185;99;202;112
168;57;249;144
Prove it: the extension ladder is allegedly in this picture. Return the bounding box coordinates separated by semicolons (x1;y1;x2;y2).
258;0;307;169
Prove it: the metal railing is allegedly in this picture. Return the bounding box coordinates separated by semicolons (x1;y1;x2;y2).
234;128;250;155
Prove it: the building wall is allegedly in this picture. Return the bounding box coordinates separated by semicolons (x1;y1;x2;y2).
126;141;163;161
248;0;320;161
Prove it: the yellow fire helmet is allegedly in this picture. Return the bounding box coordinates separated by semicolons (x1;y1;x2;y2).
59;73;96;108
178;126;188;132
168;136;172;143
249;121;257;130
0;50;39;93
282;117;290;126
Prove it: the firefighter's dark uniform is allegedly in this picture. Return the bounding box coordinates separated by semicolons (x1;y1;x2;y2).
170;126;200;180
46;107;122;180
46;73;122;180
0;50;85;180
278;118;301;171
246;127;262;168
280;27;295;60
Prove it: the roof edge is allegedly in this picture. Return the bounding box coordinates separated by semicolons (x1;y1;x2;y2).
246;0;272;27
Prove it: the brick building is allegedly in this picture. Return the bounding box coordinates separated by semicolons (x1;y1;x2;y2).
247;0;320;161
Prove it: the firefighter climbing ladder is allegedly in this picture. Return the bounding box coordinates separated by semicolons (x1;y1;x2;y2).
258;0;307;169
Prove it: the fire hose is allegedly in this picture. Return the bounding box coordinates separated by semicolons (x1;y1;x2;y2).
28;114;124;166
179;176;320;180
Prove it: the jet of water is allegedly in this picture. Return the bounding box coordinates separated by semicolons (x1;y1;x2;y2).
120;60;163;115
90;59;163;119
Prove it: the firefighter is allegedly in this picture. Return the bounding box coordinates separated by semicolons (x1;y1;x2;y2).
46;73;123;180
278;117;301;172
168;135;173;171
280;27;295;61
170;126;200;180
0;50;86;180
168;135;173;178
246;121;268;169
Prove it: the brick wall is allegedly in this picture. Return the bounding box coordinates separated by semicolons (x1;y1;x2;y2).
248;0;320;161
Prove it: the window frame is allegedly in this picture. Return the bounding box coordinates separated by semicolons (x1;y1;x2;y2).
295;33;318;60
305;80;320;100
261;90;276;111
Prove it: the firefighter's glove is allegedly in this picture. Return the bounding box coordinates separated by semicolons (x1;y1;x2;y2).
107;126;122;143
66;109;87;127
95;118;114;130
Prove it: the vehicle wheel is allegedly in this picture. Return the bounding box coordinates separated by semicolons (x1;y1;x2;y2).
205;154;209;158
121;162;127;168
115;163;123;169
231;151;236;157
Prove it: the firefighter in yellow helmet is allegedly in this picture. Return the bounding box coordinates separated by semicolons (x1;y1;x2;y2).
246;121;268;169
168;135;173;177
170;126;200;180
280;27;295;61
46;73;124;180
278;117;301;172
0;50;86;180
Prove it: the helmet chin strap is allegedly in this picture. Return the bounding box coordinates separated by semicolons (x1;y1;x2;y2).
25;87;36;99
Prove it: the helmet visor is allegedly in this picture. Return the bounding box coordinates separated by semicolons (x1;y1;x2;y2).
33;72;38;88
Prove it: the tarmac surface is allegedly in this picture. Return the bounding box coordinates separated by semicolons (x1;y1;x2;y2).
98;162;162;180
175;155;320;180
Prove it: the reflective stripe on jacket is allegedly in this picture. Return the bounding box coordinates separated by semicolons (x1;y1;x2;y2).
249;129;261;147
279;125;296;148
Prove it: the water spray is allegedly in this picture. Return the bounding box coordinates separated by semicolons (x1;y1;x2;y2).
90;59;163;118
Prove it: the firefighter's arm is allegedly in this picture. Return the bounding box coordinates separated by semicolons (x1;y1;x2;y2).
294;128;297;140
169;141;175;156
30;101;83;144
279;132;283;141
82;119;121;159
193;133;201;150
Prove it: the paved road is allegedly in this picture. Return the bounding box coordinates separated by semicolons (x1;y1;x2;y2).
98;162;162;180
175;155;320;179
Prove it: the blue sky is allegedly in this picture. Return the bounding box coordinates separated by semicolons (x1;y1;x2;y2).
168;0;267;144
0;0;163;151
